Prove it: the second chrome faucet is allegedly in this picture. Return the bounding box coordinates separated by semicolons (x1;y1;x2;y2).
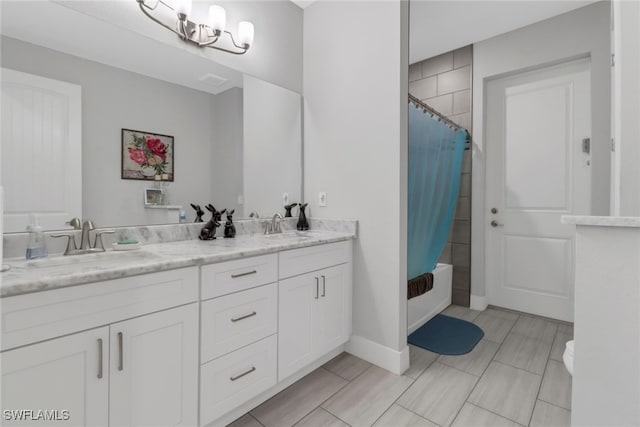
52;218;115;255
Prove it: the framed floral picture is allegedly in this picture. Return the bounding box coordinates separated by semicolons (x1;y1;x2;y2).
122;129;174;181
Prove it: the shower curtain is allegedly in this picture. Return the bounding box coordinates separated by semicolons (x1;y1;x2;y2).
408;100;468;280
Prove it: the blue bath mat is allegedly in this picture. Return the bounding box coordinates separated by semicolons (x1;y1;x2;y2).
408;314;484;355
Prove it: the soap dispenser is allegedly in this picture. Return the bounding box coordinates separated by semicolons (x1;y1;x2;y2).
26;214;48;260
296;203;309;231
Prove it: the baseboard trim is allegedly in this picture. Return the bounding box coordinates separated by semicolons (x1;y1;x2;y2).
470;295;488;311
345;335;409;375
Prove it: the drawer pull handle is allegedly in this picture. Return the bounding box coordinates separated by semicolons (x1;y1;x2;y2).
321;275;326;297
97;338;104;379
230;366;256;381
231;270;257;279
315;277;319;299
118;332;124;371
231;311;257;322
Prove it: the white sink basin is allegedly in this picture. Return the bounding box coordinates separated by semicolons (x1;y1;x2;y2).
24;250;156;269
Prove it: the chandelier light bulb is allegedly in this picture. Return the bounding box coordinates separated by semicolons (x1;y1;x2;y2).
175;0;192;17
208;5;226;34
238;21;254;48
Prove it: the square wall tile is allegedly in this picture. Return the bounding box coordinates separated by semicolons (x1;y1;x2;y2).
452;289;470;307
452;266;470;292
459;173;471;197
451;220;471;244
453;45;472;69
425;94;453;116
438;66;471;95
409;63;422;82
452;243;470;267
455;197;471;220
422;52;453;77
450;113;471;133
453;90;471;115
462;150;472;173
409;76;437;100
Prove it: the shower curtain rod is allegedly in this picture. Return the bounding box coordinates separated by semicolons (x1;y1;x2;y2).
408;94;471;148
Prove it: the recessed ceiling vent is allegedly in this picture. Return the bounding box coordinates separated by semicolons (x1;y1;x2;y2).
198;73;227;87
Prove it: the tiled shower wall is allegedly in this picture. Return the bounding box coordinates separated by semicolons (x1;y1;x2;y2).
409;45;472;307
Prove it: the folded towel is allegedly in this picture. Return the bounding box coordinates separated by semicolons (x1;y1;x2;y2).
408;273;434;300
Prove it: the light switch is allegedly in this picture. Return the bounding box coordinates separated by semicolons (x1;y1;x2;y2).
318;191;327;207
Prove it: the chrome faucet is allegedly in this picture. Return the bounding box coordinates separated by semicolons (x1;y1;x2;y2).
52;218;114;255
265;213;284;235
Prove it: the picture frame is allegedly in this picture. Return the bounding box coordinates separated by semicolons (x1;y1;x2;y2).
122;128;174;181
144;188;164;206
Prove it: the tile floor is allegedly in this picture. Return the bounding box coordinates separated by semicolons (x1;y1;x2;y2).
229;305;573;427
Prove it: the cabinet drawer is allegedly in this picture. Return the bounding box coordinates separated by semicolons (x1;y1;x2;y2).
200;335;277;425
279;240;352;279
201;283;277;362
201;254;277;300
1;267;199;351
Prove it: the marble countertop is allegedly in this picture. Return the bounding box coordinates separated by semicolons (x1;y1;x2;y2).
1;230;355;298
561;215;640;228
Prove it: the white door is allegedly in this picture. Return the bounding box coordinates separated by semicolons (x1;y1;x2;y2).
486;59;591;322
109;304;198;427
1;68;82;232
0;327;109;427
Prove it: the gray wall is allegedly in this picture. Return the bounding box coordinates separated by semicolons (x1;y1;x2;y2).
211;88;244;218
1;36;227;228
409;45;473;307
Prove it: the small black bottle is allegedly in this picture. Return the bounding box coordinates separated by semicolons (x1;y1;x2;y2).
297;203;309;231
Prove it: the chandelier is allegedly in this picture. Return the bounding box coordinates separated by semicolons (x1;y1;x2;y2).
136;0;254;55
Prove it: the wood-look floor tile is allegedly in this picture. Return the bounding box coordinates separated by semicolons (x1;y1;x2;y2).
539;359;572;409
442;305;481;322
468;362;541;426
322;366;414;427
511;316;557;343
550;330;573;362
373;404;438;427
438;339;499;377
557;323;574;336
251;368;347;427
473;312;516;343
529;400;571;427
397;362;477;427
228;414;263;427
403;345;439;380
484;308;519;321
494;333;552;375
451;403;522;427
323;352;371;381
294;408;348;427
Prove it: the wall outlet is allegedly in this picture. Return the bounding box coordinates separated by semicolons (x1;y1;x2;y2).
318;191;327;207
282;192;289;207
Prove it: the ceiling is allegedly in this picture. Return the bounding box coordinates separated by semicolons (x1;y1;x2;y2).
410;0;599;64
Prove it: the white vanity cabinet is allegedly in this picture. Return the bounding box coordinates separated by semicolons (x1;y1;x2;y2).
0;267;199;427
278;241;353;381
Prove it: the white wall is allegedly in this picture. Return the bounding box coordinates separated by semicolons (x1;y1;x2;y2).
243;75;302;218
211;88;244;217
1;36;218;228
612;0;640;216
470;2;611;302
303;1;409;374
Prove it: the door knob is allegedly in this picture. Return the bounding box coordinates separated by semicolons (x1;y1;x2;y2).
490;220;503;228
491;208;498;214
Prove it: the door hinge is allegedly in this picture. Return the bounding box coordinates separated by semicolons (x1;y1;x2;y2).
582;138;591;154
611;53;615;67
611;138;616;152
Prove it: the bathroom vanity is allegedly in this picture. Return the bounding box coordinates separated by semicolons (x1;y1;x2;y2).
0;227;354;427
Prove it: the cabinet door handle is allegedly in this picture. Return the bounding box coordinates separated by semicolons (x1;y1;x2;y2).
118;332;124;371
321;275;326;297
97;338;104;379
230;366;256;381
231;311;257;322
315;277;319;299
231;270;257;279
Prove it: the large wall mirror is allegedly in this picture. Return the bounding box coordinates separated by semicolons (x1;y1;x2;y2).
0;1;302;232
